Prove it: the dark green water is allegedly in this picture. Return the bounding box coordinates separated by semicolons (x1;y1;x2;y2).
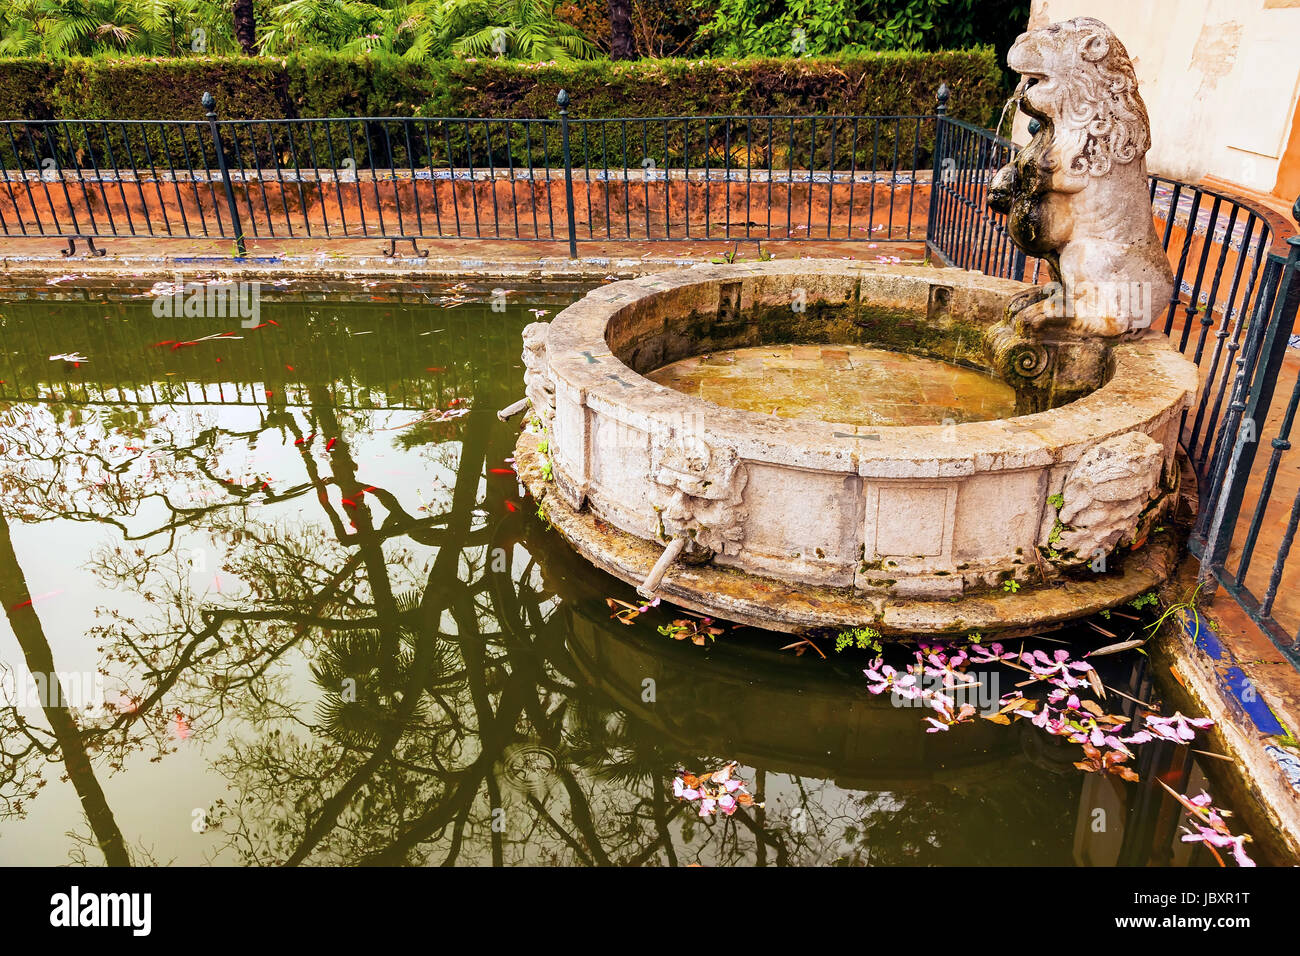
0;292;1269;866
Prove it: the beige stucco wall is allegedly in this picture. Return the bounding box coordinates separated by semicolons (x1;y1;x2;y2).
1015;0;1300;200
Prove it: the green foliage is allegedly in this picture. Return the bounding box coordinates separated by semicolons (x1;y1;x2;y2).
1142;582;1204;638
0;0;599;61
0;46;1004;126
555;0;708;58
834;625;881;654
1042;492;1069;559
0;56;57;118
255;0;599;62
700;0;858;57
1130;590;1158;611
699;0;1030;57
0;0;240;57
49;55;289;120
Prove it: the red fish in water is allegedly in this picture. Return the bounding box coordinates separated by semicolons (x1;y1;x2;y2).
9;589;62;610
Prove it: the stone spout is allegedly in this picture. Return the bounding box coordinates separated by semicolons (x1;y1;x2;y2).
638;535;687;599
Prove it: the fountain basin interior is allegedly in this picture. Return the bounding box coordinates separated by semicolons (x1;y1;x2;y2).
645;344;1018;427
519;260;1199;635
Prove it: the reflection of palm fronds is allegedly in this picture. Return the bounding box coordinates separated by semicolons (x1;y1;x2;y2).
392;588;423;616
560;699;669;789
311;625;460;748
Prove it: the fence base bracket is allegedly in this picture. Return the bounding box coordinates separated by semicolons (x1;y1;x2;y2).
383;238;428;259
61;236;106;258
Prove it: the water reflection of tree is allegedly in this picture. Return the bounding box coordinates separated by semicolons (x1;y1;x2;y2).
0;394;336;865
0;358;695;865
0;510;131;865
0;349;1073;867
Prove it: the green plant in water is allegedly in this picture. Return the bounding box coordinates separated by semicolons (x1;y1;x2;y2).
658;616;725;646
1130;590;1158;611
1142;582;1205;637
834;625;882;654
535;501;552;529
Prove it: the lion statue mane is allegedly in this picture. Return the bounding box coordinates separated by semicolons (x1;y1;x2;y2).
987;17;1173;338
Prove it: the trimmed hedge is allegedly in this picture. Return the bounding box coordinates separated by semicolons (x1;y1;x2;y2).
0;48;1003;125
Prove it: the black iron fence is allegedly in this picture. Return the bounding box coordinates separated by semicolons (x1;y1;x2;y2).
0;91;938;257
924;111;1028;280
929;116;1300;667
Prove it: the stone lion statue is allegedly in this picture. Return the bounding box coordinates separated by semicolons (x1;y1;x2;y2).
987;17;1173;338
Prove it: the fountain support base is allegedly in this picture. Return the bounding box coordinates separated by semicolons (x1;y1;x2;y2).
517;430;1182;638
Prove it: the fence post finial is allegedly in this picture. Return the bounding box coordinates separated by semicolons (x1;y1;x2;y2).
936;83;949;116
201;91;216;116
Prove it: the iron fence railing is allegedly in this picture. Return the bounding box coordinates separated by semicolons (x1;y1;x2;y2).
924;110;1028;281
929;115;1300;668
0;91;937;257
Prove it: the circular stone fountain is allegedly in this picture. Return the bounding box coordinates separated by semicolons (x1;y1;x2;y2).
513;260;1197;637
511;16;1202;639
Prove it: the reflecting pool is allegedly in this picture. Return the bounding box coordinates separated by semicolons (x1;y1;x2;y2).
0;292;1281;866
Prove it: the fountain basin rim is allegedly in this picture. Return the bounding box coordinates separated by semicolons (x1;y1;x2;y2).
544;260;1199;477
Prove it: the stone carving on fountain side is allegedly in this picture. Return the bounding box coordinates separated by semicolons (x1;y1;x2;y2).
521;321;555;427
986;16;1175;413
1042;432;1166;561
650;433;748;559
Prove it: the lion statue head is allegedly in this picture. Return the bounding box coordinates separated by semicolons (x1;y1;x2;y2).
1010;17;1151;185
987;17;1173;341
